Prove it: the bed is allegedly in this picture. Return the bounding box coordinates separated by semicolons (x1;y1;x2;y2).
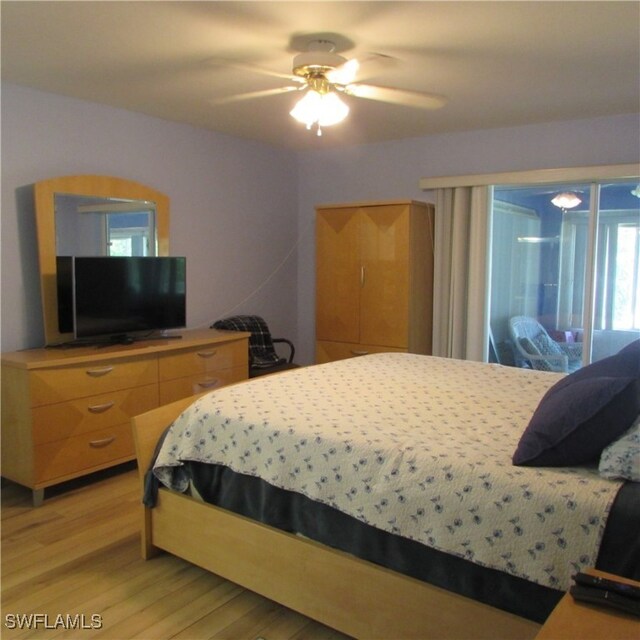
132;350;639;639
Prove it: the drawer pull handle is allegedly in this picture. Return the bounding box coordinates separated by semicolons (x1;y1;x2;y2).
197;350;217;359
89;436;116;448
351;350;370;356
197;379;220;389
86;366;114;377
88;401;115;414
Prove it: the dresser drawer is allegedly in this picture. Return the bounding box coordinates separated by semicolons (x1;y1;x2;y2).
1;330;249;501
34;422;134;483
158;340;247;381
29;358;158;407
316;340;406;364
158;365;247;405
32;383;158;445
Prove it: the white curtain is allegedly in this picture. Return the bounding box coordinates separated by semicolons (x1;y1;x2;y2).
432;186;491;361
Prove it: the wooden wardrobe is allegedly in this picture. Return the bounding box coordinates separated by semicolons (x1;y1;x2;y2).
315;200;435;364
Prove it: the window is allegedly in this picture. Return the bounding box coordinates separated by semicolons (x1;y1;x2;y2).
490;180;639;369
105;211;154;256
595;184;640;332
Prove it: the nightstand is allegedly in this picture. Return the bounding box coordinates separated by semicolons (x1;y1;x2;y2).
536;569;639;639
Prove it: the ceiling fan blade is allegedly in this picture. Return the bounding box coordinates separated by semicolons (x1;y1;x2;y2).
326;58;360;85
210;85;299;106
351;53;397;79
347;83;447;110
327;53;396;86
206;57;301;82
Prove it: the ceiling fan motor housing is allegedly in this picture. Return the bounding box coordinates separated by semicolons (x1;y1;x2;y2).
292;51;347;79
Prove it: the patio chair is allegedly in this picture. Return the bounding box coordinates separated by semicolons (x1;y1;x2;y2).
509;315;582;373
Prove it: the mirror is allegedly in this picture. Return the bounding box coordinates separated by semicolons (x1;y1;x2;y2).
55;194;157;257
34;175;169;345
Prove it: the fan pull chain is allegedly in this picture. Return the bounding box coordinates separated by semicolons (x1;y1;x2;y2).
305;122;323;136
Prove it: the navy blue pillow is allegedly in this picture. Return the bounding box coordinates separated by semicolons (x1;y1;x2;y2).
513;339;640;467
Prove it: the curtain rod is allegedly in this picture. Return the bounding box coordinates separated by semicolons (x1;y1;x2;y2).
419;163;639;190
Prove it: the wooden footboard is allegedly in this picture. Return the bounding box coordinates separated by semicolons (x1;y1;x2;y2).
132;398;540;640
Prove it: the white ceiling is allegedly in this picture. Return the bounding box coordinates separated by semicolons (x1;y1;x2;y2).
2;1;639;151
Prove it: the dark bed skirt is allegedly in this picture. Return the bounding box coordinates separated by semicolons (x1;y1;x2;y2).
175;462;638;623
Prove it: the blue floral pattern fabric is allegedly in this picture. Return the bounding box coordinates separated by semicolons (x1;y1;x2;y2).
153;353;623;591
599;417;640;482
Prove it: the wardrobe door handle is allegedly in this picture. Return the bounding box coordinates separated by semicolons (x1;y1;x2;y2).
360;266;366;287
89;436;116;448
197;379;220;389
197;350;217;359
86;366;114;377
88;401;115;414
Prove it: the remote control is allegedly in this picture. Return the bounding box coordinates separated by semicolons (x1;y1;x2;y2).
573;572;640;601
570;585;640;617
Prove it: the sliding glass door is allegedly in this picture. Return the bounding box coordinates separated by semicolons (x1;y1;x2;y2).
592;183;640;359
489;180;639;370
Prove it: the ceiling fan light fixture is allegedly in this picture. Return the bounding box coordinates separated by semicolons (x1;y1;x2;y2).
551;192;582;210
317;91;349;126
289;89;349;135
290;89;322;125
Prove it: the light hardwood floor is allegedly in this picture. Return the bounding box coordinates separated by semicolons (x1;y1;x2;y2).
1;464;351;640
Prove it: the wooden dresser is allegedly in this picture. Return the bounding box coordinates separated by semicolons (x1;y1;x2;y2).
1;329;249;505
316;200;434;363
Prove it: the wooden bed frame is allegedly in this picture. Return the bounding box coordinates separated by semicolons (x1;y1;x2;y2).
132;395;541;640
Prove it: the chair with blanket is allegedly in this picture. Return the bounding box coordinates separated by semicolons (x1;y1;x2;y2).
509;315;583;373
212;315;299;378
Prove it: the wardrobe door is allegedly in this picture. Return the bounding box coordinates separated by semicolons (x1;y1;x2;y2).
316;207;361;343
359;204;410;348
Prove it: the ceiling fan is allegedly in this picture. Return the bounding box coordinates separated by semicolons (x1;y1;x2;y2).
209;36;447;136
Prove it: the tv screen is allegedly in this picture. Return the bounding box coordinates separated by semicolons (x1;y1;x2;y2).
58;256;186;342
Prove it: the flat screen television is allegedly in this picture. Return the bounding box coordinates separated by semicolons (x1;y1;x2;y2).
57;256;186;344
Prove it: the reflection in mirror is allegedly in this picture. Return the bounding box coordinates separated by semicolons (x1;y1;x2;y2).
55;194;157;256
34;175;169;346
105;211;154;256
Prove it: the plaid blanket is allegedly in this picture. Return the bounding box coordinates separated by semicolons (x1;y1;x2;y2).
212;315;285;368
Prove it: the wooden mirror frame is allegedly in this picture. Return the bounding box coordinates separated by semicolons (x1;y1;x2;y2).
34;175;170;346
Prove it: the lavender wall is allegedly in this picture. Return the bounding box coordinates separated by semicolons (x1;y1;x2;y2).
1;83;299;352
295;114;640;363
2;83;638;363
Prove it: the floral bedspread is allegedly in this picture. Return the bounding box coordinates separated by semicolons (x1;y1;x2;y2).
153;353;622;591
